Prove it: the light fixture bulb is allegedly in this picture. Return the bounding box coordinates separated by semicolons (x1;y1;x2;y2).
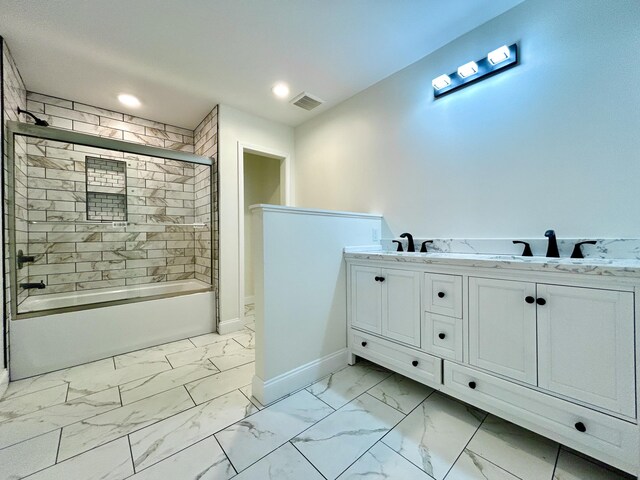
432;74;451;91
117;94;141;108
488;45;510;65
272;83;290;98
457;61;479;78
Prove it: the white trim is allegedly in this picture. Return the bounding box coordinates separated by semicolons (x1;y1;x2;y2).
0;369;8;400
249;204;382;219
217;316;245;335
237;143;291;334
251;348;349;404
244;296;255;306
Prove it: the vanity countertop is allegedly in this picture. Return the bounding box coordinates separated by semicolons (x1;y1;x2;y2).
344;250;640;278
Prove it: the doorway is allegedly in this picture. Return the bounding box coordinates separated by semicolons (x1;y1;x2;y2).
239;146;288;325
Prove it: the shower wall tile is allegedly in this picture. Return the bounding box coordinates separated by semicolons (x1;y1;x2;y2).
4;79;216;321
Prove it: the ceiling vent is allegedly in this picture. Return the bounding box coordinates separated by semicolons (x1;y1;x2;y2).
291;92;324;111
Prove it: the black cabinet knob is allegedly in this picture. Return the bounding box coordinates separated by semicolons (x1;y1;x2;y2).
437;291;445;298
575;422;586;433
438;333;446;340
378;277;385;282
525;296;535;304
468;381;476;389
536;298;546;306
361;341;367;347
374;276;380;282
412;360;419;367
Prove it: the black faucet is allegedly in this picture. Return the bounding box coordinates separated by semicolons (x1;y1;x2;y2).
571;240;597;259
392;240;403;252
420;240;434;253
20;280;46;290
512;241;533;257
545;230;560;258
399;233;415;252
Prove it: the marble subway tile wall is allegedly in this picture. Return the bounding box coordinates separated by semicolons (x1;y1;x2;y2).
193;107;218;289
24;92;195;153
24;140;202;296
2;41;27;370
12;92;217;302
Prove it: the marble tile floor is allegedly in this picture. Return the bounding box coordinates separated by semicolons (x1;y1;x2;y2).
0;330;634;480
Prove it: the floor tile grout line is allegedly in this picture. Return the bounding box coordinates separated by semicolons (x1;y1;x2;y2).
462;447;527;480
126;434;136;474
325;390;415;480
212;433;238;476
440;410;488;480
54;428;63;464
183;384;197;407
289;440;329;480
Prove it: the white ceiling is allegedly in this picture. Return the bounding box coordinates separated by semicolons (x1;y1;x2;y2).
0;0;523;129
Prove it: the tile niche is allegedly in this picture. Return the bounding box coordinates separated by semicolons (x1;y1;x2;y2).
85;157;127;222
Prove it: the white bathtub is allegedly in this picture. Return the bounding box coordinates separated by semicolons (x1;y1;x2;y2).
19;279;211;313
10;280;216;379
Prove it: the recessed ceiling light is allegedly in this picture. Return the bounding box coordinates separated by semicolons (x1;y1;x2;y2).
117;94;141;108
272;83;290;99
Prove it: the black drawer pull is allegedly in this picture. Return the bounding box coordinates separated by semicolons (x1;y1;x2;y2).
536;298;546;306
438;333;446;340
575;422;586;433
412;360;419;367
468;381;476;389
525;296;535;304
437;291;445;298
374;276;381;282
361;341;367;347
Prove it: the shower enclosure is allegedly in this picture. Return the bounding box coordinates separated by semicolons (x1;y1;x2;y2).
5;121;216;377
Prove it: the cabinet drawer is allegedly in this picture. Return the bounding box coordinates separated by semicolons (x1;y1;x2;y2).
443;362;639;473
422;312;462;361
424;273;462;318
351;330;442;388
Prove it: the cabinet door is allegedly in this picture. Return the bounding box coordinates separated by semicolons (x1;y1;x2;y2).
469;277;537;385
350;265;382;334
537;285;635;417
382;268;421;347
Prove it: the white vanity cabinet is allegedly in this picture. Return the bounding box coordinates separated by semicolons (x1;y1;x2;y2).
536;284;635;418
468;277;538;385
349;265;421;347
345;253;640;475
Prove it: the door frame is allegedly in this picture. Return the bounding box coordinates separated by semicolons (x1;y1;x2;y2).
237;142;290;324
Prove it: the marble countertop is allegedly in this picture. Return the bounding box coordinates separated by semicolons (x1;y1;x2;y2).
344;251;640;277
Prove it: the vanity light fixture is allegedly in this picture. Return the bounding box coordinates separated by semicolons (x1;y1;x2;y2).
457;61;478;78
431;74;451;91
117;94;141;108
488;45;511;65
432;43;518;99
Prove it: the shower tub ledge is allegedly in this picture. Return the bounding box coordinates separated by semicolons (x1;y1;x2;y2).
10;279;215;379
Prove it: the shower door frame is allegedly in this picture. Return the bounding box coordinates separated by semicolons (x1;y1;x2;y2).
6;120;215;320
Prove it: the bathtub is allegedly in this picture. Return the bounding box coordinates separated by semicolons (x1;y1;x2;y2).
10;279;216;379
18;279;211;314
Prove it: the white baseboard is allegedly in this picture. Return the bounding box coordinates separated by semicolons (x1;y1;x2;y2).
252;348;349;405
218;317;244;335
0;369;8;400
